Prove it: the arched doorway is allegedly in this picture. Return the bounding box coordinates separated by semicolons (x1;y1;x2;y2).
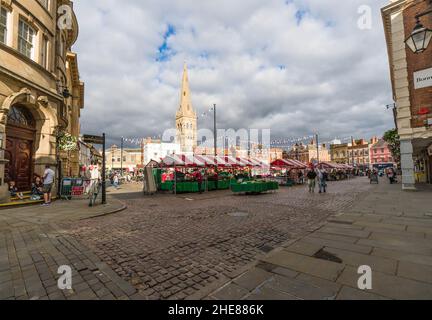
5;105;36;191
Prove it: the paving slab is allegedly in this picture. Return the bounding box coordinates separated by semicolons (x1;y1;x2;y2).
381;217;432;228
246;286;300;300
353;221;406;231
303;236;372;254
212;283;249;300
271;267;299;279
362;227;425;239
307;232;359;244
368;232;432;249
336;286;389;300
319;226;371;239
233;268;274;291
407;226;432;236
358;238;432;256
337;266;432;300
284;241;323;256
262;251;345;281
323;247;398;275
295;273;342;294
263;275;338;300
397;261;432;284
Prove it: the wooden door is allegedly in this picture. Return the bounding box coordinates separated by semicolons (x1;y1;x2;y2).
5;127;34;192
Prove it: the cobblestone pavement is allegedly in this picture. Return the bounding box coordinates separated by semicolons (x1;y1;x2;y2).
207;181;432;300
60;178;372;300
0;198;141;300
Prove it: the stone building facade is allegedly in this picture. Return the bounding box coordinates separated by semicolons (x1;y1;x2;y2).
382;0;432;188
330;143;349;164
287;141;331;164
348;139;373;169
0;0;84;201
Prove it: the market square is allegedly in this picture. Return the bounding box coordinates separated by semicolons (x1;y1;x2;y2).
0;0;432;303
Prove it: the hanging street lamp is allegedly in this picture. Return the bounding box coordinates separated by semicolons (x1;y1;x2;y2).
405;1;432;54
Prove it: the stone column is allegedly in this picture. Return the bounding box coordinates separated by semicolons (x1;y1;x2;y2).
400;139;416;190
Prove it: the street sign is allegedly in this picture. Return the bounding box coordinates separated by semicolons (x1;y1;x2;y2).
414;67;432;90
83;134;104;145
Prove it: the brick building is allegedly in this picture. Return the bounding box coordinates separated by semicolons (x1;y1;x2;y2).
382;0;432;187
370;139;396;167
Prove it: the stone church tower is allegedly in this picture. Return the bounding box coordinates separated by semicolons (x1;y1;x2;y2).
176;63;197;154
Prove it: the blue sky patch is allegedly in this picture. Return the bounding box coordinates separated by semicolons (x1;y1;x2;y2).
156;24;176;62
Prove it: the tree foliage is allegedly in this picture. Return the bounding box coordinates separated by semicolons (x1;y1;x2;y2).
383;129;400;164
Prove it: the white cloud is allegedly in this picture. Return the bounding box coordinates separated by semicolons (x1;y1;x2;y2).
73;0;393;146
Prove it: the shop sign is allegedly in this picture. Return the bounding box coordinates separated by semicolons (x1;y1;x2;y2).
83;135;104;145
414;67;432;90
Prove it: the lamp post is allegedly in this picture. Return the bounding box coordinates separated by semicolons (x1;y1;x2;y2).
213;104;217;157
386;103;398;129
405;1;432;54
120;137;124;177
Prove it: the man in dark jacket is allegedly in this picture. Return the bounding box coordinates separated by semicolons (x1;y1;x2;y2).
307;169;317;193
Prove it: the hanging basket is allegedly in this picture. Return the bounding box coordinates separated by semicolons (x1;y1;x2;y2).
58;132;78;152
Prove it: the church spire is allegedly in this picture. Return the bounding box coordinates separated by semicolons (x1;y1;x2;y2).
176;62;197;154
178;62;195;116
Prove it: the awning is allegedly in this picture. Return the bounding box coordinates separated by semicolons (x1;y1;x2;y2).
271;159;307;169
160;155;264;168
318;162;352;170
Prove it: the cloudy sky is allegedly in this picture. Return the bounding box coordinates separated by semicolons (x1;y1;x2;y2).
73;0;394;147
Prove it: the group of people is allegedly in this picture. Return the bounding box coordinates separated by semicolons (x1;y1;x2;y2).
8;164;55;206
306;168;329;194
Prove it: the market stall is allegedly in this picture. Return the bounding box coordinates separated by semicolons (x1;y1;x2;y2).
157;155;265;194
317;162;353;181
270;159;308;186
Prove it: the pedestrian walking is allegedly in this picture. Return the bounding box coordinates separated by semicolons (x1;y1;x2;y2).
113;173;119;189
387;168;397;184
306;169;317;193
89;162;101;195
42;164;55;206
318;168;328;193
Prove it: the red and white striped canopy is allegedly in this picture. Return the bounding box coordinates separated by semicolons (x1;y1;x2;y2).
318;162;352;170
271;159;307;169
160;155;266;168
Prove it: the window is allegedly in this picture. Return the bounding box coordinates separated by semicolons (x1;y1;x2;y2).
0;8;7;44
38;0;50;10
7;105;35;128
18;20;35;59
41;36;48;68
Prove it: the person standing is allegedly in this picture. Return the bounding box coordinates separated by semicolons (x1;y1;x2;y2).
388;168;396;184
307;169;317;193
113;173;119;189
42;165;55;206
89;162;101;195
318;168;328;193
